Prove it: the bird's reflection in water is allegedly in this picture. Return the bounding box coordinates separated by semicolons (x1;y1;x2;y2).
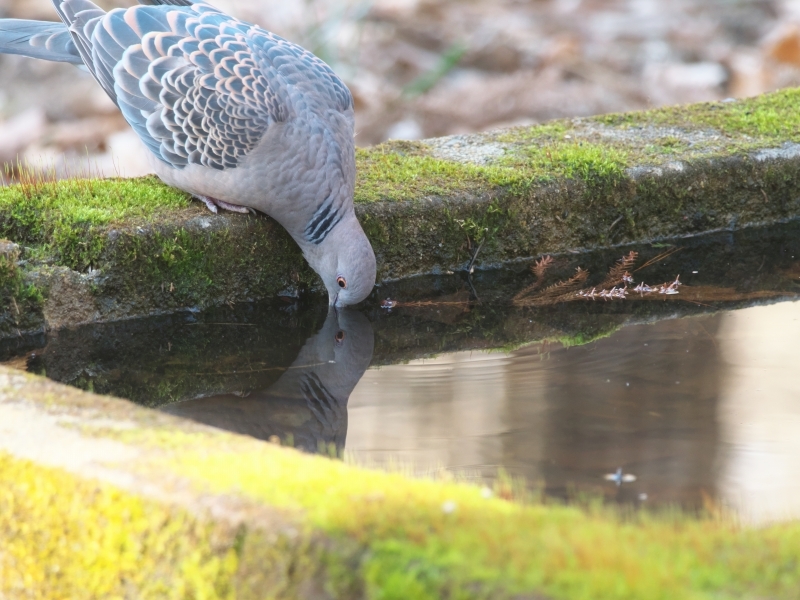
161;309;374;455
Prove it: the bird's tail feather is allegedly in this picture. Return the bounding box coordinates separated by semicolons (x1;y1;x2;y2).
0;19;82;64
137;0;201;6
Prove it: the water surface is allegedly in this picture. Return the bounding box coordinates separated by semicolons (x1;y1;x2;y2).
3;220;800;521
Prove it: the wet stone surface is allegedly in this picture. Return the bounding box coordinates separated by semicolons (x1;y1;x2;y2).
3;219;800;517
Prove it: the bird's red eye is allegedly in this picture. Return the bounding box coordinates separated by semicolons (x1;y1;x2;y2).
337;276;347;289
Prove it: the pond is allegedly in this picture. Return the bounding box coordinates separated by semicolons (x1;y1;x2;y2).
2;220;800;522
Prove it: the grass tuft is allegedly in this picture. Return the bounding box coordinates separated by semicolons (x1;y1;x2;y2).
166;435;800;600
0;174;190;270
0;451;240;599
599;87;800;142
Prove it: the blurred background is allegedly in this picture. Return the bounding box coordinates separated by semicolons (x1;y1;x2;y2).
2;0;800;180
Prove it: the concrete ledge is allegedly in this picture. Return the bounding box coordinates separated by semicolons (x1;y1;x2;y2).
4;89;800;336
2;218;796;406
3;365;800;599
5;91;800;597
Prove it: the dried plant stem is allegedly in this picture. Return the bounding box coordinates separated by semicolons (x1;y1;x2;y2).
634;246;683;272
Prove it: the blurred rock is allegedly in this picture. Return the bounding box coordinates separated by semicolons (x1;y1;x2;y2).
540;34;582;68
2;0;54;20
461;39;523;73
45;115;128;153
2;0;800;176
20;130;154;181
385;118;424;140
643;62;728;105
104;130;154;178
0;109;46;166
764;22;800;67
728;51;768;98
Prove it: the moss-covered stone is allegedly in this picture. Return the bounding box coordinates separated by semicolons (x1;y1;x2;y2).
0;239;43;336
3;366;800;599
4;89;800;336
0;450;369;600
9;217;799;407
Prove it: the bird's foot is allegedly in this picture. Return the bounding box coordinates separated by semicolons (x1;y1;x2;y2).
197;195;218;213
195;195;251;214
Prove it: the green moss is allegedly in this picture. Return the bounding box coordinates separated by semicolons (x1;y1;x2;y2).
165;436;800;600
8;364;800;599
0;175;190;270
354;130;631;209
0;241;43;336
502;140;629;188
553;326;619;348
0;172;322;318
354;144;506;204
0;450;241;599
599;87;800;143
0;447;372;599
494;121;570;144
0;242;18;293
4;89;800;332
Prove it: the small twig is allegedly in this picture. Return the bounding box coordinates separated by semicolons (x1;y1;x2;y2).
382;299;472;309
634;246;683;272
467;238;485;274
186;322;256;326
608;215;624;231
465;273;480;302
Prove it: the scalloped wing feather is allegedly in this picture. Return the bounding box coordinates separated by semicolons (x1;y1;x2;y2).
52;0;353;171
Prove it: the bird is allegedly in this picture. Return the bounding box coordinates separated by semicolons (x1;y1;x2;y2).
162;307;374;454
0;0;376;307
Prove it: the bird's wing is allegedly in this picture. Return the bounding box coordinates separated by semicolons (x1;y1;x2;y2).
52;0;352;171
0;19;82;64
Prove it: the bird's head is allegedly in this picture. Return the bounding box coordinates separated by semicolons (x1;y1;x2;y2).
307;213;376;307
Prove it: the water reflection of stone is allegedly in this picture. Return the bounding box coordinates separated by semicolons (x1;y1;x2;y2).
527;316;723;507
717;300;800;523
348;315;725;508
162;309;374;455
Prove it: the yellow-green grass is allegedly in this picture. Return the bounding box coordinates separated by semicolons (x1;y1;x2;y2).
0;451;239;600
164;433;800;600
600;86;800;142
3;378;800;600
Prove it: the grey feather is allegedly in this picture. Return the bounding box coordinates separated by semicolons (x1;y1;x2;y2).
0;19;81;64
49;1;308;170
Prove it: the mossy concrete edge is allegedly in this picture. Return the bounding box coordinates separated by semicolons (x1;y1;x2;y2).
0;367;367;599
5;90;800;337
4;366;800;599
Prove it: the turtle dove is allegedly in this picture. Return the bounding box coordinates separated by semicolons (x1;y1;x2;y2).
0;0;376;306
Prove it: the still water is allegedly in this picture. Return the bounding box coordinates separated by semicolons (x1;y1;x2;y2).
346;301;800;523
2;221;800;521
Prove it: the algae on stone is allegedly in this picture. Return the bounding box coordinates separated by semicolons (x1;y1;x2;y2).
0;240;43;337
4;90;800;334
24;384;800;600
